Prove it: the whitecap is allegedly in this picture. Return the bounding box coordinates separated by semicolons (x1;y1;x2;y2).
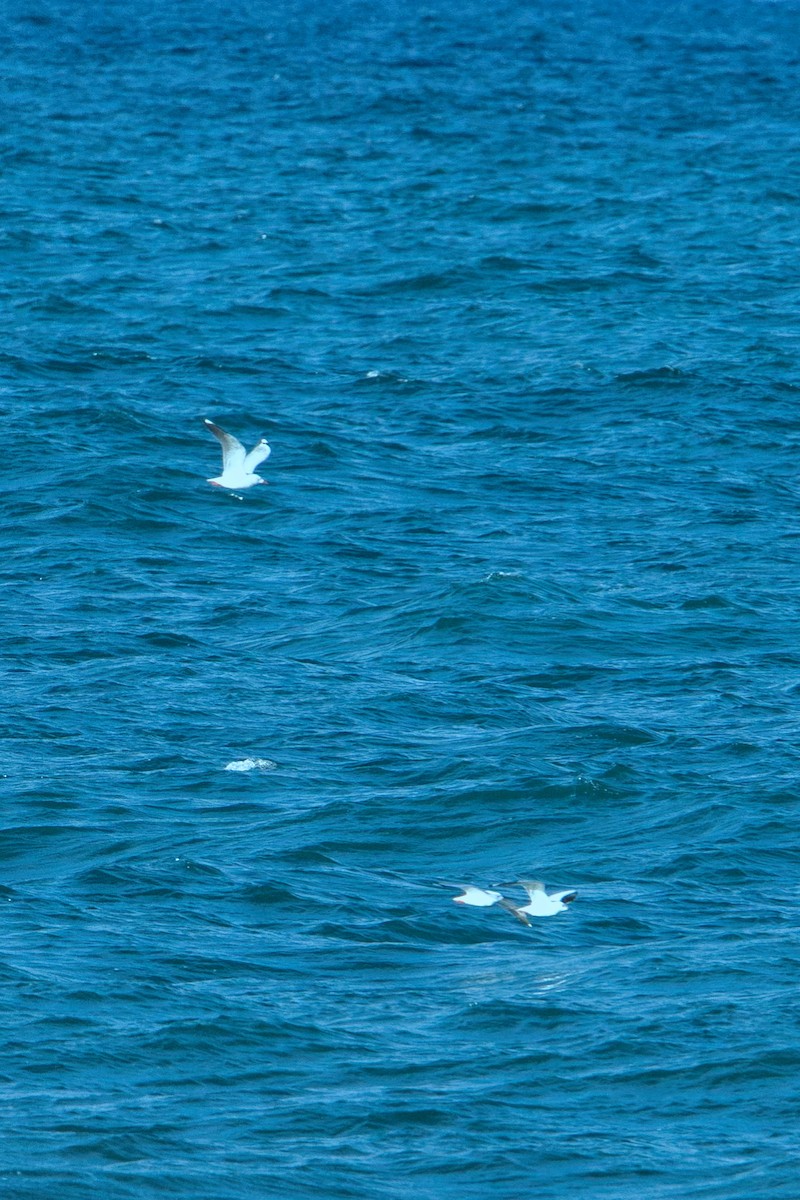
223;757;277;773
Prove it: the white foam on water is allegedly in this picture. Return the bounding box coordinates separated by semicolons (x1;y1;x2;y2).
223;757;277;773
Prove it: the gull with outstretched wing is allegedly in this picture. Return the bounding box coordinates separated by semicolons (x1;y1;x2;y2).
452;879;578;926
503;879;578;917
451;885;532;926
204;418;271;489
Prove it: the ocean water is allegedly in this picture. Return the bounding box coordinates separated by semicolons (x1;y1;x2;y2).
3;0;800;1195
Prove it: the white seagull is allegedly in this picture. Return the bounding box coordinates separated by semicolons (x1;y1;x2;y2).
452;880;578;926
204;419;271;489
506;879;578;918
452;885;532;927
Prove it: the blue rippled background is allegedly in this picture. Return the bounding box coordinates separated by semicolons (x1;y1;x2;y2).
4;1;800;1196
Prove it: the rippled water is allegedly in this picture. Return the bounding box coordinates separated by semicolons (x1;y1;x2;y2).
4;1;800;1196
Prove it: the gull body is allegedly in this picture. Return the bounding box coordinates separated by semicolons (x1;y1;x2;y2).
453;885;505;908
204;418;271;489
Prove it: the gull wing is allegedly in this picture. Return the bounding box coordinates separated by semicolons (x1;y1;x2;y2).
244;439;271;472
518;879;546;901
204;419;246;471
498;899;531;926
552;890;578;905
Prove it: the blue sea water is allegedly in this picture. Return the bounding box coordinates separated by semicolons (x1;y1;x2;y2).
3;0;800;1195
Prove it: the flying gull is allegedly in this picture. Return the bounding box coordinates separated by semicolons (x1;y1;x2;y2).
204;419;271;489
452;880;577;926
508;879;578;918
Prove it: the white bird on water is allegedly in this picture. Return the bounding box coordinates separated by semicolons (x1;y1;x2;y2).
204;419;271;489
452;880;578;926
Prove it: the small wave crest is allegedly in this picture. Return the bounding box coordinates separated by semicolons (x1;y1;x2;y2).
223;757;277;773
